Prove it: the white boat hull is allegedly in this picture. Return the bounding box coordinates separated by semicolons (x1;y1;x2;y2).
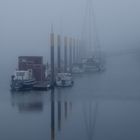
55;73;74;87
56;80;73;87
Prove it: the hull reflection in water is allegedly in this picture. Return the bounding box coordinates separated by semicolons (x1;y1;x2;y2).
11;92;44;112
10;89;73;140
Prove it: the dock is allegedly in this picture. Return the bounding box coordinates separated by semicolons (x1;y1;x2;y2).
33;81;50;91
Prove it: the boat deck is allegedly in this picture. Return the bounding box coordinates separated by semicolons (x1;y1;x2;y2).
33;81;50;91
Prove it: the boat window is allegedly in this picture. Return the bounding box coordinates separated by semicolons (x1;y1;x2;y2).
16;72;25;76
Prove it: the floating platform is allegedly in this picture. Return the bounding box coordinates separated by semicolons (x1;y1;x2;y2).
33;81;51;91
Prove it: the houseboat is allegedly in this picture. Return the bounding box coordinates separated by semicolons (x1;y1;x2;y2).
11;70;36;91
11;56;47;91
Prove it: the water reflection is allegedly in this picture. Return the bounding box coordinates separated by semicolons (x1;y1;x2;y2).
51;89;55;140
64;101;68;120
57;89;62;131
51;89;73;140
11;92;44;113
83;101;98;140
4;54;140;140
10;89;73;140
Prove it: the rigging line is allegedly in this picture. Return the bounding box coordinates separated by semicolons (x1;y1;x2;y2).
81;0;92;57
84;0;99;55
81;0;102;57
87;0;101;52
81;0;94;40
91;3;101;50
81;0;91;39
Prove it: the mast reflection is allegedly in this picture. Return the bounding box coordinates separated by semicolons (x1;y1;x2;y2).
57;89;62;131
64;101;68;120
83;101;98;140
51;89;55;140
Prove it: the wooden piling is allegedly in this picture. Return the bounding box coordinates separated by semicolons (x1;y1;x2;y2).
57;35;61;73
73;38;76;65
69;38;72;73
64;36;68;72
50;30;55;88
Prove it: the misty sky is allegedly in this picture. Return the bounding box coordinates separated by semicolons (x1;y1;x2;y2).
0;0;140;83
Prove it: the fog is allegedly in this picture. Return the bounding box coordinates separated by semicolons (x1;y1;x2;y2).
1;1;140;140
0;0;140;85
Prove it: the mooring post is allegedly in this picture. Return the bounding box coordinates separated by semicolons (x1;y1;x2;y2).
69;38;72;73
57;35;61;73
64;36;68;72
50;28;55;88
76;39;79;63
73;38;75;65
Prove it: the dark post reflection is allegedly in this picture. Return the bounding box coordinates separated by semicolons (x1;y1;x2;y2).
69;102;72;112
51;89;55;140
57;89;62;131
64;101;68;120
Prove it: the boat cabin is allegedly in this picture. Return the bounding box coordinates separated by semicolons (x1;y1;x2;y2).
13;70;33;80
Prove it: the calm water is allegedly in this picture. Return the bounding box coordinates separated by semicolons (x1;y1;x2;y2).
1;53;140;140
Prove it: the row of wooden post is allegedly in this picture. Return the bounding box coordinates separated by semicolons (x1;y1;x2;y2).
50;32;81;87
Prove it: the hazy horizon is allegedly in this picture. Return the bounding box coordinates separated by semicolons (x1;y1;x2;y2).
1;0;140;84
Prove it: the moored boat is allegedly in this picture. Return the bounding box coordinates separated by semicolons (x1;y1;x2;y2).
11;70;36;91
55;73;74;87
83;57;101;73
72;66;84;74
